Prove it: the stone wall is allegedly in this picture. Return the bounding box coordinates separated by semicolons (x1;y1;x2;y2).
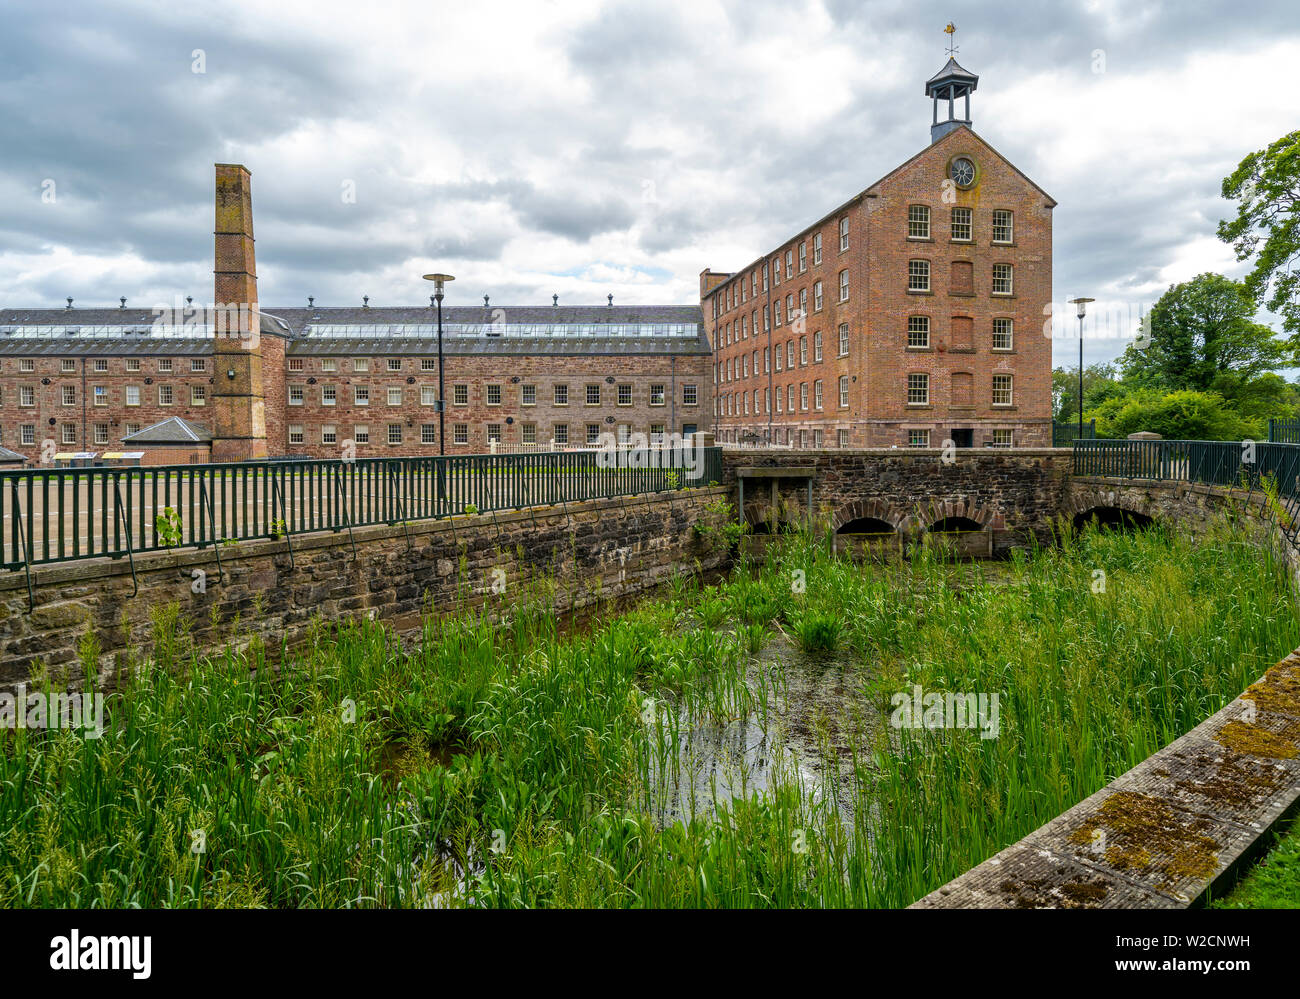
0;486;732;692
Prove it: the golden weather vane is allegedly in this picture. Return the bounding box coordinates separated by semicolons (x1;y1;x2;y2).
944;21;959;58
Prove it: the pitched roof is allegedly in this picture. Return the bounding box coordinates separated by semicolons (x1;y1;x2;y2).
925;57;979;92
121;416;213;445
0;444;25;463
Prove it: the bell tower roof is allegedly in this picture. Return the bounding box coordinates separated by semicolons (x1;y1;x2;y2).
926;24;979;143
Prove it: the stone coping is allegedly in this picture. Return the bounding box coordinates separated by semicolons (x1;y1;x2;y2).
0;486;731;595
911;649;1300;908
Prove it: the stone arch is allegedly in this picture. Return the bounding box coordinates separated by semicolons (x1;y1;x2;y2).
904;496;998;535
1064;488;1159;531
830;498;905;534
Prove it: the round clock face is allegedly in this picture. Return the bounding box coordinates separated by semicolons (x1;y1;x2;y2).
950;157;976;188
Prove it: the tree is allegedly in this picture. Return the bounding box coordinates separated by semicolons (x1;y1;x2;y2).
1117;273;1287;391
1052;362;1120;423
1218;130;1300;342
1087;389;1260;442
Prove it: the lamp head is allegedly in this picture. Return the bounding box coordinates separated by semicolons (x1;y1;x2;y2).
423;273;455;300
1069;296;1095;320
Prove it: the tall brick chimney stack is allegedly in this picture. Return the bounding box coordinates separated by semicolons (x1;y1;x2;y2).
211;163;268;462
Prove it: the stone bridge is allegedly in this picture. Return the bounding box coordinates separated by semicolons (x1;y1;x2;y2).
720;448;1286;556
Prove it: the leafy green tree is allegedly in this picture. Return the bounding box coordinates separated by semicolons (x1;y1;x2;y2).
1219;130;1300;342
1118;273;1288;391
1052;363;1121;423
1087;389;1261;441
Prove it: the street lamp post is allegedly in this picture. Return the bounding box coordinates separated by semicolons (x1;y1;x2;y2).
422;273;455;455
1069;297;1094;441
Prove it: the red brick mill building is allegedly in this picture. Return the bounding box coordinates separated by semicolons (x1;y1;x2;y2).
702;54;1054;449
0;166;713;465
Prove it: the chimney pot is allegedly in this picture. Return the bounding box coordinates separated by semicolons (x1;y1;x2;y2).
608;294;613;306
66;297;73;309
363;295;369;308
552;294;558;307
308;296;314;307
484;294;490;307
120;297;127;309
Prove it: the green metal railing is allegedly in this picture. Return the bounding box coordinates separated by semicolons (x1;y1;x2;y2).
1268;418;1300;444
1052;419;1096;448
1073;440;1300;539
0;447;723;572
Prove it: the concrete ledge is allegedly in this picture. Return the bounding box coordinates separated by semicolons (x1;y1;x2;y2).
911;650;1300;908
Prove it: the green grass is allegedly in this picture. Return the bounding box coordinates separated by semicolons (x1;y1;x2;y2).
1211;813;1300;908
0;516;1294;907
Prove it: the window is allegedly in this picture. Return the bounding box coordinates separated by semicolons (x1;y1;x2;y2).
322;385;337;406
799;288;807;316
951;207;972;241
839;269;849;302
62;385;76;406
322;425;337;445
93;386;108;407
421;385;437;406
20;359;34;373
683;384;698;405
353;358;369;373
522;384;536;406
387;387;403;406
62;359;76;373
586;423;601;445
421;424;436;444
773;259;781;287
993;374;1013;406
521;423;537;445
191;358;206;373
993;318;1014;351
650;424;665;444
908;429;930;448
454;424;469;445
386;358;402;372
125;385;140;406
990;429;1013;448
838;323;850;357
908;260;930;292
322;358;337;373
775;346;782;372
992;264;1013;295
487;424;502;444
159;385;174;405
126;358;141;372
908;316;930;349
554;384;568;406
785;249;793;278
800;337;808;365
93;359;108;373
839;216;849;251
992;210;1014;243
787;385;795;411
288;358;304;372
617;384;632;406
191;385;206;406
19;386;34;407
388;424;402;445
798;242;807;272
774;300;782;327
125;423;140;437
650;384;665;406
354;425;370;445
814;332;823;362
764;347;770;373
553;423;568;445
838;429;849;447
813;281;823;311
62;424;76;445
453;384;468;405
800;383;809;410
813;232;823;265
907;373;929;405
787;340;795;368
288;424;304;445
814;380;824;410
585;384;601;406
908;205;930;239
289;385;304;405
421;358;437;371
838;375;850;408
20;425;34;446
354;386;369;406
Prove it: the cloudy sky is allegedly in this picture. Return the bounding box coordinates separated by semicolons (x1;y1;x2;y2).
1;0;1295;367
